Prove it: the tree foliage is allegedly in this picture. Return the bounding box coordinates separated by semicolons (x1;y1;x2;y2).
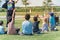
22;0;29;5
43;0;52;12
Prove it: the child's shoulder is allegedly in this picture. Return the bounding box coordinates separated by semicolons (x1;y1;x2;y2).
34;21;40;24
0;26;4;28
23;20;31;23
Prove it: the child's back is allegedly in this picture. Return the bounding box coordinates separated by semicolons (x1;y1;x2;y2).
33;16;41;34
7;17;17;35
22;14;33;35
7;15;20;35
49;16;55;26
22;20;32;34
49;13;56;31
0;21;4;34
33;21;40;33
42;16;49;32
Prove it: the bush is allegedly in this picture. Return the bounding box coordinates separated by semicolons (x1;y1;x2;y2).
0;6;60;12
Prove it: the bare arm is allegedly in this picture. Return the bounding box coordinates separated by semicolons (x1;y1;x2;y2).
12;9;15;23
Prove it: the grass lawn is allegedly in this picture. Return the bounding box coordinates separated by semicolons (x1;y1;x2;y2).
0;30;60;40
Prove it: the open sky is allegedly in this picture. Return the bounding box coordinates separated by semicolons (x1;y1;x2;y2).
16;0;60;7
0;0;60;7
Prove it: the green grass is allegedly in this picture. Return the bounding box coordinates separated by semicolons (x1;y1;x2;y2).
0;12;6;16
0;30;60;40
0;31;60;40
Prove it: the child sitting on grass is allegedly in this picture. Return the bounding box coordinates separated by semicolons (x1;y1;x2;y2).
0;21;5;34
33;16;41;34
7;12;20;35
42;18;49;32
22;14;33;35
40;13;49;32
49;12;58;31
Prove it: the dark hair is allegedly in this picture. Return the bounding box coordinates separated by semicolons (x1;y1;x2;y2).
44;18;47;23
25;14;30;20
8;16;12;24
49;13;54;16
0;21;3;25
33;16;38;21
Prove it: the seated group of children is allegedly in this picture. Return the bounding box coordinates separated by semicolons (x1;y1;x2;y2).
22;13;58;35
0;13;58;35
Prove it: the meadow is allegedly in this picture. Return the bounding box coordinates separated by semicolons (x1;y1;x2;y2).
0;12;60;40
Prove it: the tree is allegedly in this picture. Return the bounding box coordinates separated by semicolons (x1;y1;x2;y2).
48;0;54;12
22;0;29;13
43;0;53;12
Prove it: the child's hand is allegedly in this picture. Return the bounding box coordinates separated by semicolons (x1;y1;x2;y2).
40;16;44;19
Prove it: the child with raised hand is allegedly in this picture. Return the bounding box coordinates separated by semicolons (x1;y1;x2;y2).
33;16;41;34
40;13;49;32
7;10;20;35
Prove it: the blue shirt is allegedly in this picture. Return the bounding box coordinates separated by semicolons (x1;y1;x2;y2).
49;16;55;26
0;26;4;34
22;20;33;34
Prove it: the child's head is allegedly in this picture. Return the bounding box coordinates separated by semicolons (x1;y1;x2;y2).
49;12;54;16
35;14;39;18
0;21;3;26
44;18;47;23
25;14;30;20
33;16;38;21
